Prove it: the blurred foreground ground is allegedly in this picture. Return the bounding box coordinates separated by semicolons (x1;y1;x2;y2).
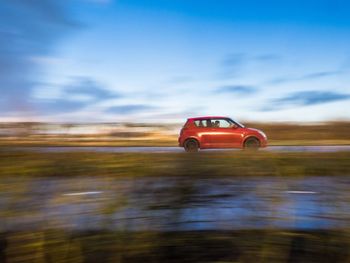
1;122;350;262
1;121;350;146
1;151;350;262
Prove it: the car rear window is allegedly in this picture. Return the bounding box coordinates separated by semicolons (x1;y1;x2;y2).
183;120;190;128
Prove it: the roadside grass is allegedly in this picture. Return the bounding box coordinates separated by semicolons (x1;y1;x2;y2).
0;151;349;177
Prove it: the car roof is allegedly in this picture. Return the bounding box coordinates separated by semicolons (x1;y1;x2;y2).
188;116;230;121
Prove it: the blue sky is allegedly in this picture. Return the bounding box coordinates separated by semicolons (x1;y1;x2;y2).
1;0;350;122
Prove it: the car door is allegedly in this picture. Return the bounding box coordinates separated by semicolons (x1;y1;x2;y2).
209;118;242;148
193;119;212;148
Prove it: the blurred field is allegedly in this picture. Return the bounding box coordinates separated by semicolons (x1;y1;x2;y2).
244;121;350;146
0;151;350;262
0;121;350;147
1;151;350;262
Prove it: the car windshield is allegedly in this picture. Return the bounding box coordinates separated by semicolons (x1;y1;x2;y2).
230;119;245;128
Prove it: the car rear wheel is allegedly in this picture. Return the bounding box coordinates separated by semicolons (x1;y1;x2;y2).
244;137;260;150
184;139;199;152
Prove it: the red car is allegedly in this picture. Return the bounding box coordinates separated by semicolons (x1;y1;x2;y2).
178;116;267;152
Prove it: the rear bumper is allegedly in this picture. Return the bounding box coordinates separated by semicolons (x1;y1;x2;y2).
178;137;183;147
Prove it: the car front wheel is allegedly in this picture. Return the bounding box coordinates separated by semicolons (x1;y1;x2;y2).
244;137;260;150
184;139;199;152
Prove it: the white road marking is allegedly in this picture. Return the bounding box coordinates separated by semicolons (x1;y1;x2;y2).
63;191;103;196
286;191;317;194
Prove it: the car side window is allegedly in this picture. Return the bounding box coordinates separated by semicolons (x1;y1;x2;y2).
211;119;233;128
194;119;211;128
194;120;205;128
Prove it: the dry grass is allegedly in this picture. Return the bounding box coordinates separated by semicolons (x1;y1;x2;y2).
0;150;349;178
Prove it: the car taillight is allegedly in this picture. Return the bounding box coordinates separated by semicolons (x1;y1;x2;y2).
180;128;187;135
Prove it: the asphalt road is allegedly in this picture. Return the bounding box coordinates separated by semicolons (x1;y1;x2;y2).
7;145;350;153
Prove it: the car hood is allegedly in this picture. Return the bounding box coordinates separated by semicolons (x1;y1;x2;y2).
245;127;267;138
245;128;262;133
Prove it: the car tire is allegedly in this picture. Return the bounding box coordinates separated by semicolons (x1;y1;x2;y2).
244;137;260;150
184;139;199;152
